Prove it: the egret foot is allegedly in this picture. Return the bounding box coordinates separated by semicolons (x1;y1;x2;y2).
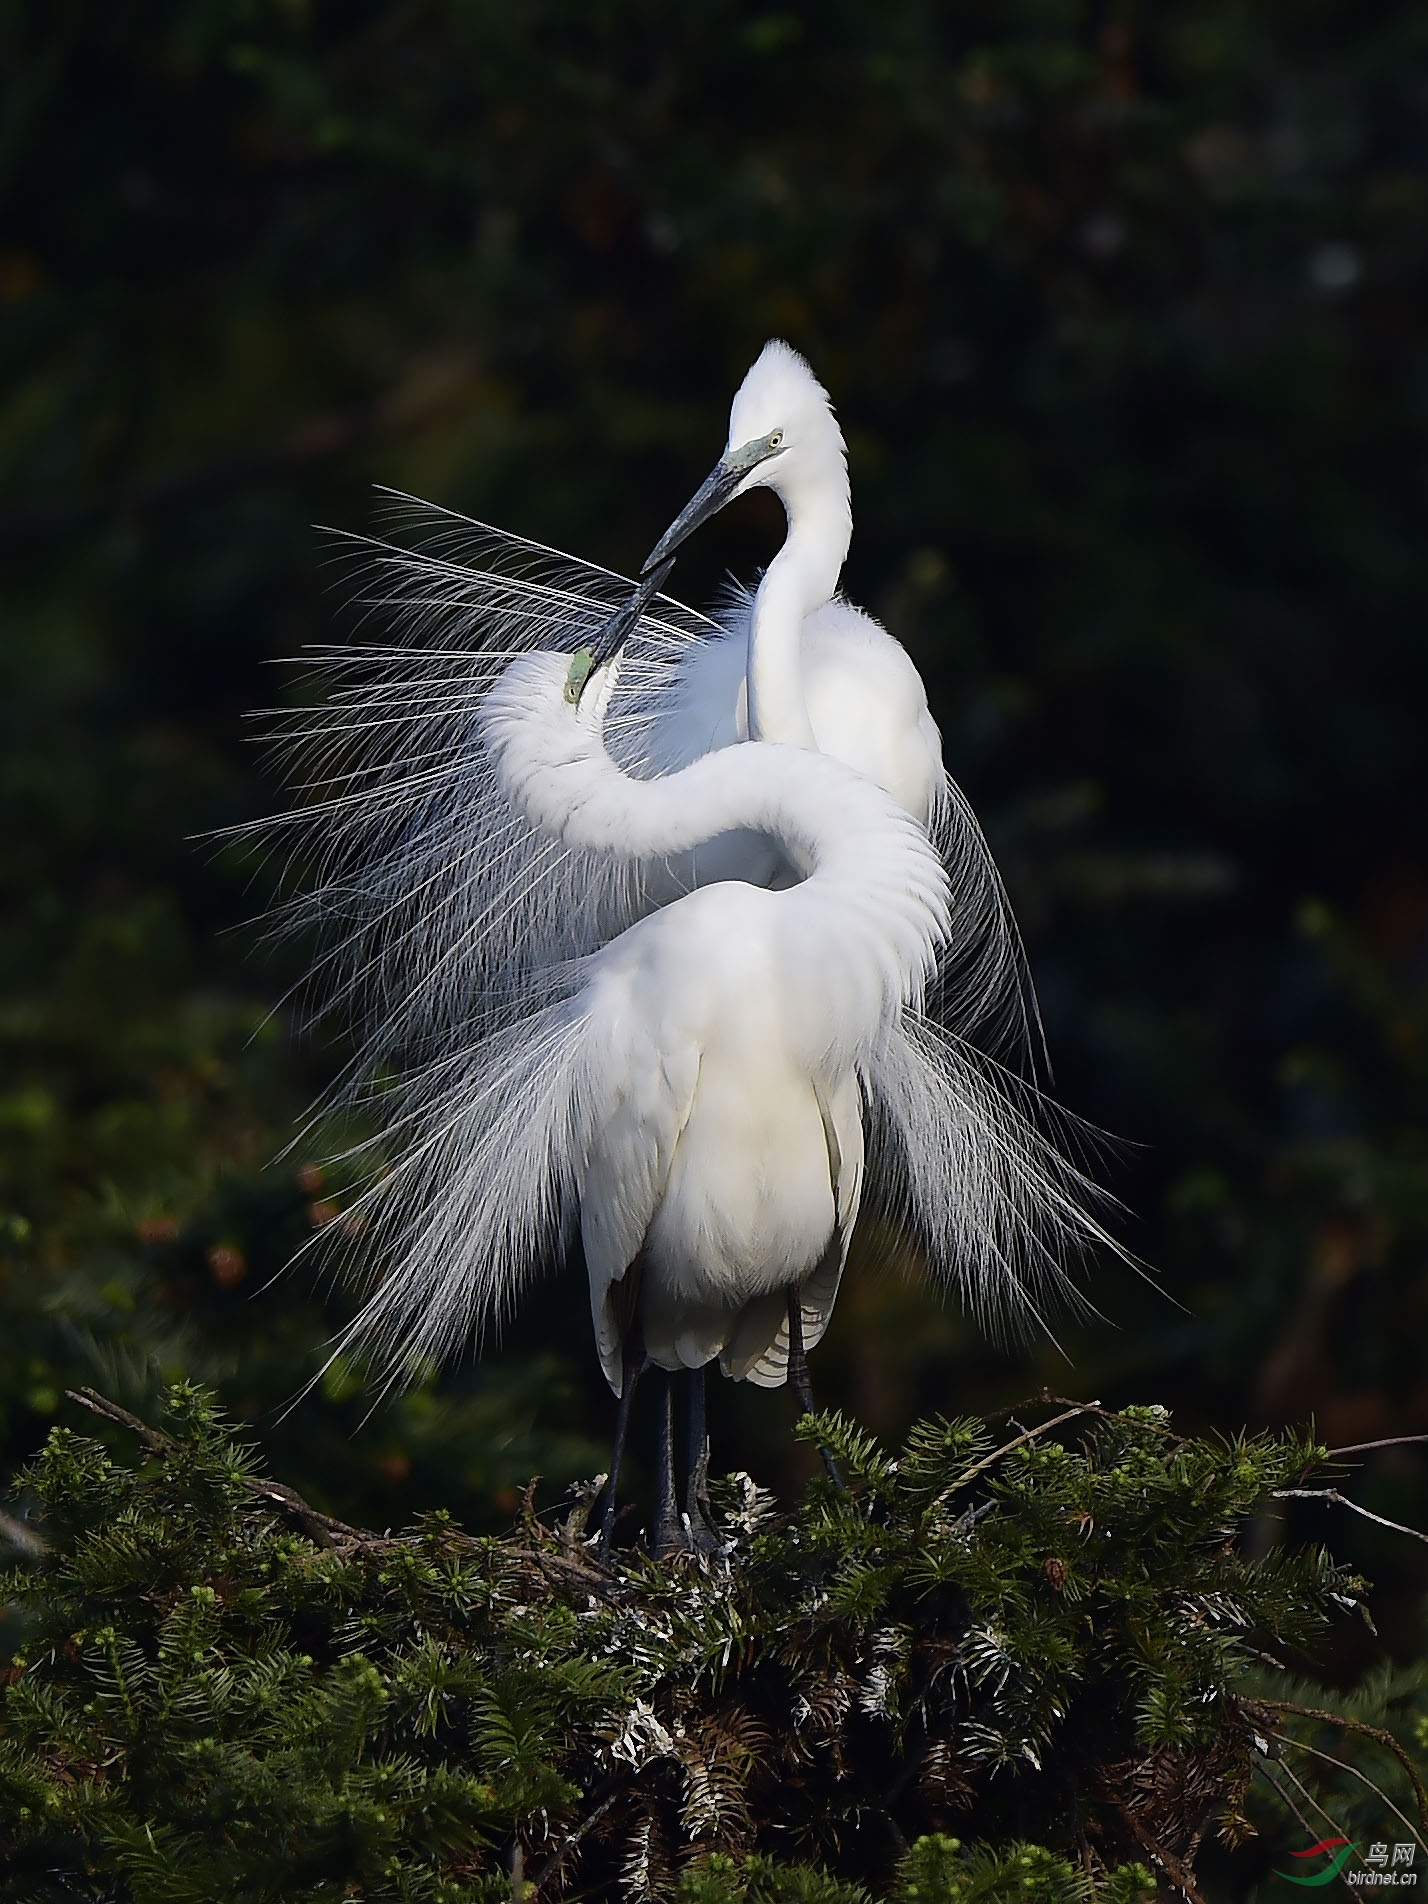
787;1290;845;1489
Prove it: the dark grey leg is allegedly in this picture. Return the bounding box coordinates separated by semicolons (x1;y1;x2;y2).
786;1290;816;1415
787;1290;844;1488
683;1367;723;1554
651;1369;682;1556
597;1328;645;1555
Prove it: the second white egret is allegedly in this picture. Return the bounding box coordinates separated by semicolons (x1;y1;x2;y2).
253;343;1031;1083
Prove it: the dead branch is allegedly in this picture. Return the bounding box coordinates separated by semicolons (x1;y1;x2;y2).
1260;1699;1428;1829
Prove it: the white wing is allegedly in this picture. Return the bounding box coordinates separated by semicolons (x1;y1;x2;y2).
732;1070;865;1388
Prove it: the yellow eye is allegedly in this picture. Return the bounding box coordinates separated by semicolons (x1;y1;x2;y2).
767;430;784;450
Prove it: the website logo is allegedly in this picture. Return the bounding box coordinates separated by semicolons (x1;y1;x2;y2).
1276;1837;1419;1888
1277;1839;1358;1887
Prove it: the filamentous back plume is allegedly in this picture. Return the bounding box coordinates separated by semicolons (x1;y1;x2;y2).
246;517;1125;1323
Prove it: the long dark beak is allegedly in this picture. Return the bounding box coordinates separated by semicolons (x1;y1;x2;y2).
567;555;676;705
642;458;744;574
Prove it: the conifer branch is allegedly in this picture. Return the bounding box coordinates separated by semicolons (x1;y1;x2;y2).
0;1385;1392;1900
66;1387;385;1552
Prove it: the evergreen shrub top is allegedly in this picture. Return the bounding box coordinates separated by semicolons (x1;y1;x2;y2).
3;1384;1419;1904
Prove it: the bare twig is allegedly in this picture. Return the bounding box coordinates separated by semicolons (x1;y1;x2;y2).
1257;1753;1367;1892
1254;1759;1352;1887
984;1387;1067;1420
1102;1790;1210;1904
67;1388;174;1453
526;1773;634;1895
528;1548;628;1603
65;1388;384;1551
935;1402;1101;1505
1245;1646;1291;1673
1270;1731;1426;1852
1326;1436;1428;1458
1272;1487;1428;1548
1260;1700;1428;1828
1256;1759;1355;1896
993;1392;1189;1453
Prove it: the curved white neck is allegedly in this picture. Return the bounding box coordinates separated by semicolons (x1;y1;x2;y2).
481;653;949;1025
746;469;852;748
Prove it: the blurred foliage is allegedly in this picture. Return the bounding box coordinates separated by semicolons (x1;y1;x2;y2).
0;0;1425;1639
5;1384;1411;1901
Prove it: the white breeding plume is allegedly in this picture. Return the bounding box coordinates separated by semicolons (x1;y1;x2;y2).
327;641;1117;1393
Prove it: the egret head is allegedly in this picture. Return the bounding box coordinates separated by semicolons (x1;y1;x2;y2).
644;340;848;573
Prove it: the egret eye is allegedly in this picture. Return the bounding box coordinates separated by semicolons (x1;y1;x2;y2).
767;430;784;450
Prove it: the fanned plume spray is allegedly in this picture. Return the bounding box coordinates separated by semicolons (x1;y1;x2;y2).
245;496;1039;1090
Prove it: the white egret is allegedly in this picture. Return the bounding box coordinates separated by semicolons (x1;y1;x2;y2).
251;343;1033;1090
581;340;1033;1049
591;340;943;825
477;643;948;1547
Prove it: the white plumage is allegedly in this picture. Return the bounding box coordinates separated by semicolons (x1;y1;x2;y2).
479;649;948;1390
647;341;946;834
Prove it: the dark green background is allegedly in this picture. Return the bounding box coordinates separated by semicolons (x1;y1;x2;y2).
2;1;1425;1621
